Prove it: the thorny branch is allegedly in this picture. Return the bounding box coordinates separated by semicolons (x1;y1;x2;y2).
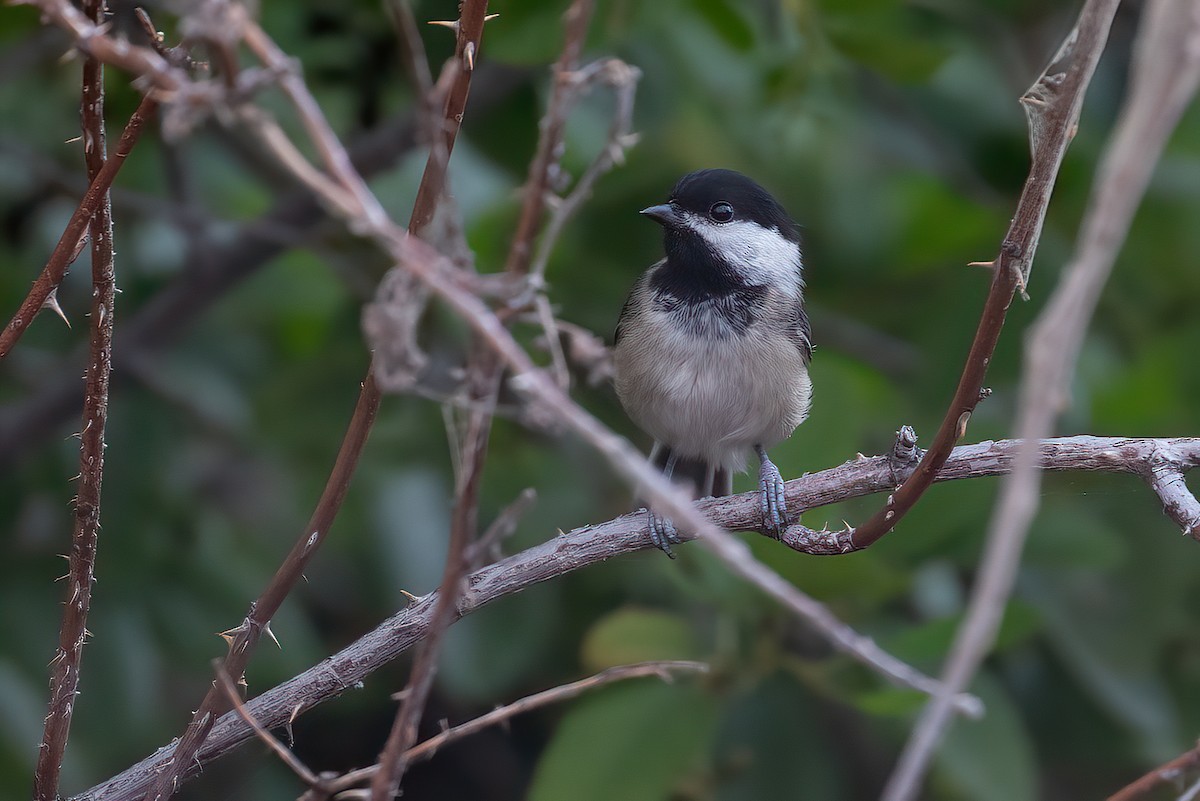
32;1;117;796
848;0;1120;549
1108;740;1200;801
72;434;1200;801
17;3;1200;800
134;3;488;799
369;3;584;796
881;1;1200;799
0;94;156;359
19;4;1141;791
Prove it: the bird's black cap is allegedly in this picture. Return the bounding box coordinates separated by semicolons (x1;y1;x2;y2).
661;169;800;244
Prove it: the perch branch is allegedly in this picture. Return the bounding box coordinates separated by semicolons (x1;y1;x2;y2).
882;1;1200;799
71;434;1200;801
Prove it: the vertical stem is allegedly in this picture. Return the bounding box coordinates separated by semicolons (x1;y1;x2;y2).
33;0;116;797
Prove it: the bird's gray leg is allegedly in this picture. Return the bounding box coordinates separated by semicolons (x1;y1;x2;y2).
647;451;682;558
755;444;789;537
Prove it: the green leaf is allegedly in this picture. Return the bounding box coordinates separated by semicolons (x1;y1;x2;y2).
581;608;701;672
528;680;718;801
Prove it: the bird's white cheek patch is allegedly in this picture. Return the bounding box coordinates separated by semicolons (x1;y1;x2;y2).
690;219;804;295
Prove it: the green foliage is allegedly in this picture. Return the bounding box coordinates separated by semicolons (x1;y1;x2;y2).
1;0;1198;799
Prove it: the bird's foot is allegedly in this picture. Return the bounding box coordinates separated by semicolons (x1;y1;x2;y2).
646;508;681;559
756;446;789;538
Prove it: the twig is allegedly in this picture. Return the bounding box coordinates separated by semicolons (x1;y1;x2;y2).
469;487;537;567
366;4;514;796
368;345;498;800
71;434;1200;801
13;0;190;93
503;0;595;277
240;19;391;233
331;661;708;793
881;2;1200;799
32;2;117;795
0;94;156;359
848;0;1120;550
384;0;435;103
0;82;552;468
214;665;328;796
525;58;639;285
1108;741;1200;801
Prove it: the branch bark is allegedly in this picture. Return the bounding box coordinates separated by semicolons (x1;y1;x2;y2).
32;2;118;795
71;434;1200;801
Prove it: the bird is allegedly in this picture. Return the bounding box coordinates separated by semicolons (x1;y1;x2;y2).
613;168;813;555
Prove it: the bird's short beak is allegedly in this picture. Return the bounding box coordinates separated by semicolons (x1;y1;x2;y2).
640;203;679;227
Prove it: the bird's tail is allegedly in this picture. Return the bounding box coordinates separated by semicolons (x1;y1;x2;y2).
651;443;733;499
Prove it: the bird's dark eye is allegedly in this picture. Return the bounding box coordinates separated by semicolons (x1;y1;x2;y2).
709;202;734;222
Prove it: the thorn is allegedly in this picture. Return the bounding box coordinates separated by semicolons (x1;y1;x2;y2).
263;622;281;650
841;520;853;531
43;288;71;328
955;410;972;440
217;624;245;646
428;19;459;32
463;41;476;71
400;589;418;603
65;135;82;144
967;260;995;270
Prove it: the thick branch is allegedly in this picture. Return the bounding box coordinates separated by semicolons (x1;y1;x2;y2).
72;435;1200;801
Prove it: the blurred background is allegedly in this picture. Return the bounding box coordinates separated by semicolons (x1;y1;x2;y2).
2;0;1199;798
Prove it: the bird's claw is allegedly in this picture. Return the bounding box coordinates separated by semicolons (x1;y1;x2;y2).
646;508;681;558
758;453;789;538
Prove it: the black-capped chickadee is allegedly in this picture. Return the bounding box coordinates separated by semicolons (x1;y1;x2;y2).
613;169;813;555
